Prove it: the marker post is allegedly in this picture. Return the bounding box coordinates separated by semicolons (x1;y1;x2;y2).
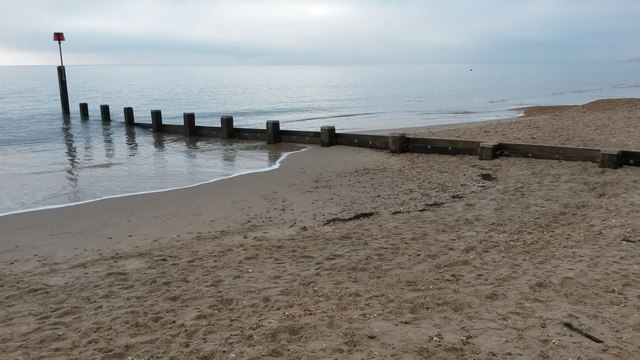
53;32;70;115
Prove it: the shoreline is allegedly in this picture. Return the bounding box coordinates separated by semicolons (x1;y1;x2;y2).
0;108;522;218
3;98;637;217
0;147;309;219
0;145;391;265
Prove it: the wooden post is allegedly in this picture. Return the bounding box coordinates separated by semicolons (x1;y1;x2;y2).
124;107;135;126
79;103;89;120
184;112;196;137
321;126;336;147
600;149;622;169
266;120;281;144
221;115;234;139
100;104;111;122
389;133;406;153
151;110;163;132
479;142;500;160
57;66;70;115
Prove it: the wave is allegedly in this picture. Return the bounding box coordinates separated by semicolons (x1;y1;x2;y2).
24;162;125;175
552;87;604;96
612;84;640;90
281;112;384;124
416;110;480;116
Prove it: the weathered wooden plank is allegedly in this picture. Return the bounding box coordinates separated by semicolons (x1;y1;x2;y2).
499;142;600;162
335;134;389;149
281;130;319;138
194;126;221;137
133;123;153;130
236;128;266;141
408;137;481;150
405;137;481;156
405;143;479;156
281;130;321;145
161;124;184;135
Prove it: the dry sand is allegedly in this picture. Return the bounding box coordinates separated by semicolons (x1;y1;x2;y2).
1;99;639;359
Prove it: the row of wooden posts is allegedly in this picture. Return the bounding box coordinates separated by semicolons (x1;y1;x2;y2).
80;103;325;146
78;103;638;169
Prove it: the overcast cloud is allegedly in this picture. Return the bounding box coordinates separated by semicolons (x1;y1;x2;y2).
0;0;638;65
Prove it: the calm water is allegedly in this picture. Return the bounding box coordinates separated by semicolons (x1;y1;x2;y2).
0;63;638;215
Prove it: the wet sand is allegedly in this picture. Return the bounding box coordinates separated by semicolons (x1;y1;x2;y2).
1;99;639;359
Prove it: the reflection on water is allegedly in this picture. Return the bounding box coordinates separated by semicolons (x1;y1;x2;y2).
222;148;238;166
184;137;199;160
102;123;115;159
80;120;93;163
267;145;287;164
61;117;78;192
184;137;199;149
0;116;303;215
153;131;166;150
125;126;138;157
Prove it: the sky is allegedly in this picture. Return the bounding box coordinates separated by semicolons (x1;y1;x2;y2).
0;0;639;65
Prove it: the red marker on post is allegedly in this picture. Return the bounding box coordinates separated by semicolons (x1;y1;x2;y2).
53;32;65;66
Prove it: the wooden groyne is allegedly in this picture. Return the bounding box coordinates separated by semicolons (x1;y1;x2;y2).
78;103;640;169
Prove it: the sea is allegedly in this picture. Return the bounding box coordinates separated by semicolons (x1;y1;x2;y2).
0;63;638;215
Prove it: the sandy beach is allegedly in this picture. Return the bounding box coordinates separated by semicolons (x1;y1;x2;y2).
1;99;639;359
